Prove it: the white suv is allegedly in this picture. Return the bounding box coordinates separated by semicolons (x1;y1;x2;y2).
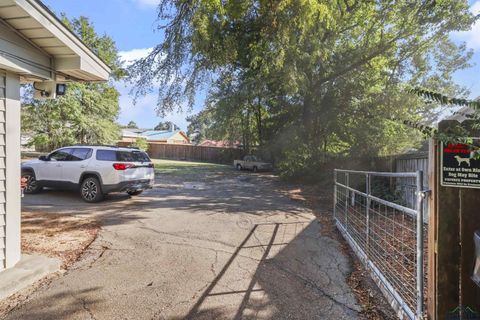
21;146;155;202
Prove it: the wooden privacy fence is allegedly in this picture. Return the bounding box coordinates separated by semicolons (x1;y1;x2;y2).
330;151;429;220
395;152;429;220
118;142;244;164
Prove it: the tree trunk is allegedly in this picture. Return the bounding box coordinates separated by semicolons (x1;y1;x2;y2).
255;104;263;146
302;93;314;140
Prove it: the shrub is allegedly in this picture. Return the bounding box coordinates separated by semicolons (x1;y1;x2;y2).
130;138;148;151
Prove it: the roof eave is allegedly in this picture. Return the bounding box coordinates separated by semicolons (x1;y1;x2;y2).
16;0;111;81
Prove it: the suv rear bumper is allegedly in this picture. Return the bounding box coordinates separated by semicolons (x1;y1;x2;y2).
102;179;154;193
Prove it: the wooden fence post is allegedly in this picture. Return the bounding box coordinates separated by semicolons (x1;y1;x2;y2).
427;138;439;320
428;120;480;319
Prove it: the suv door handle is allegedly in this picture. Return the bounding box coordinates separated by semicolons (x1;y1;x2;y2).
56;164;62;167
80;165;87;168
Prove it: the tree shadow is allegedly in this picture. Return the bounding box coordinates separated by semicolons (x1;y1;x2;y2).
16;168;358;320
5;287;103;320
171;221;359;320
21;171;311;227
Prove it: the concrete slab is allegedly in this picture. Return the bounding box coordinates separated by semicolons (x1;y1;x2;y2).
8;167;360;319
0;254;61;300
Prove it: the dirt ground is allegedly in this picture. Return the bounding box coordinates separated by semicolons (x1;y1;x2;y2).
21;212;99;269
0;212;99;318
2;160;394;319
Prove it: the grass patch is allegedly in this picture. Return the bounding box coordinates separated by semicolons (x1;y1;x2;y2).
153;159;231;175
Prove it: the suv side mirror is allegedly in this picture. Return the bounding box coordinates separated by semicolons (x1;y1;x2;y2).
39;155;49;161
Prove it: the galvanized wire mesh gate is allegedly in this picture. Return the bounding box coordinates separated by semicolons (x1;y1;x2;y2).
334;169;428;320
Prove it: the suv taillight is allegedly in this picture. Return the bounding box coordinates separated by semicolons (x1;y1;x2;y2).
113;163;135;170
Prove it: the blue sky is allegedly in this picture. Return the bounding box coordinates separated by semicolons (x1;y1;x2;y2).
42;0;480;130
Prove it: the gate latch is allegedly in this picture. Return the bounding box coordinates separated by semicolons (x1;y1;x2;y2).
416;189;431;199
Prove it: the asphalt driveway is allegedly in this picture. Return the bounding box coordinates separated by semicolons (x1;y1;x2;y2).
6;161;360;320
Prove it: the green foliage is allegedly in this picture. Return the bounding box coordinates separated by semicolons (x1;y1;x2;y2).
186;109;215;144
398;119;438;138
408;88;480;139
132;0;477;179
154;122;170;131
61;16;126;80
22;16;123;151
126;121;138;129
407;88;480;159
22;83;121;151
276;143;324;181
154;121;178;131
409;87;480;110
130;137;149;151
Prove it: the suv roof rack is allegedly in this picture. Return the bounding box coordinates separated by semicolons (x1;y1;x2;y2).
70;144;142;150
72;144;119;148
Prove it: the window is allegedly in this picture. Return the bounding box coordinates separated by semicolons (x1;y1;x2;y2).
48;148;73;161
96;150;117;161
117;151;150;162
96;150;151;162
70;148;93;161
133;151;151;162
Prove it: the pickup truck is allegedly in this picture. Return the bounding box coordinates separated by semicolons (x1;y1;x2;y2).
234;155;272;172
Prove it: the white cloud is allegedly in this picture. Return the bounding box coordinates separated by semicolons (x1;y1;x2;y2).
119;47;153;66
472;1;480;15
118;47;163;87
116;47;198;130
115;81;192;130
132;0;159;7
454;1;480;49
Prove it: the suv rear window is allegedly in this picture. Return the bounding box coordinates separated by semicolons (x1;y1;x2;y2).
117;151;150;162
96;150;151;162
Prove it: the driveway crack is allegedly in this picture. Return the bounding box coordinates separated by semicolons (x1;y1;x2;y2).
266;259;360;314
81;298;97;320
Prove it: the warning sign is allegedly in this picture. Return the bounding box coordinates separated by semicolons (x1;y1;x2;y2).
441;141;480;189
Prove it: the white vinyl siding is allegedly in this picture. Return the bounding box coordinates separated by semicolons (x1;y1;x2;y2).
0;71;5;270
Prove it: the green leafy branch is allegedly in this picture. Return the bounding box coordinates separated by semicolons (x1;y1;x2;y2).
399;119;438;136
402;88;480;158
409;87;480;110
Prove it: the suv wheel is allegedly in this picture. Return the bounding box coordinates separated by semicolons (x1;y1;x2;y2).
22;171;42;194
127;190;143;196
81;177;104;203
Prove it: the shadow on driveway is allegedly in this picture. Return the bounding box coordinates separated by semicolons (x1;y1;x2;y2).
12;170;359;319
174;221;359;320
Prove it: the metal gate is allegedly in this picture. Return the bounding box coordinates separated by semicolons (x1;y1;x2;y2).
334;169;427;320
0;71;5;271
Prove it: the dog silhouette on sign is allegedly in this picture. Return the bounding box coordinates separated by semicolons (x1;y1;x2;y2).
455;155;471;167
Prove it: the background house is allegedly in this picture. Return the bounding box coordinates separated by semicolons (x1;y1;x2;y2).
120;127;190;145
120;128;145;143
198;140;242;148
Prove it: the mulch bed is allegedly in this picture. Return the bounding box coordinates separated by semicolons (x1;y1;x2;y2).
0;212;100;318
21;211;100;269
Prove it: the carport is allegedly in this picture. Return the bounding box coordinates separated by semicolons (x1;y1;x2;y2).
0;0;110;271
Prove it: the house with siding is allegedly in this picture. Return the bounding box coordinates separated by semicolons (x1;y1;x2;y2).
120;128;190;145
0;0;110;271
198;139;242;148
